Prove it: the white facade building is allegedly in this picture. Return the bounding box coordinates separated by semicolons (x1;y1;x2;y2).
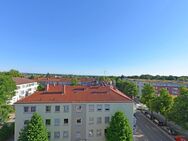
14;85;134;141
9;77;38;105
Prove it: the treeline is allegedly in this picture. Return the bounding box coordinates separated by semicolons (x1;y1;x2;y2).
125;74;188;81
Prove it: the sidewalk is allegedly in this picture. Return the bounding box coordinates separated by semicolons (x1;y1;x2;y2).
134;126;148;141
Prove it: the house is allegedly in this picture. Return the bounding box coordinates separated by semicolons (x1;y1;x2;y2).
8;77;38;105
14;85;134;141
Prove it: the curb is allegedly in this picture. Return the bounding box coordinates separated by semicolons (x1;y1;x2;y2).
139;112;175;141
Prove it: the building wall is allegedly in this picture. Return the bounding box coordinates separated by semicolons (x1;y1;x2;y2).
15;102;133;141
9;82;38;105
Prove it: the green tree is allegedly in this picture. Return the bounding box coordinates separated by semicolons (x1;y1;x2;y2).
37;84;45;91
18;113;48;141
71;78;78;86
7;69;22;77
168;87;188;129
152;88;173;124
106;111;133;141
116;79;138;97
0;74;16;104
141;84;156;110
0;74;16;123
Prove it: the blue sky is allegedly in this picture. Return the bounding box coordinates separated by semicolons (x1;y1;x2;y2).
0;0;188;76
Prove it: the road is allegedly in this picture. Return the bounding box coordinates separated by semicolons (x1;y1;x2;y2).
135;111;174;141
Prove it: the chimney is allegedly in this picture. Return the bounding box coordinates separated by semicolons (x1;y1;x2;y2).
62;85;66;94
46;84;49;92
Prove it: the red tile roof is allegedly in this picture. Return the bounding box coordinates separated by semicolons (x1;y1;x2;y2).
15;85;132;104
34;77;96;83
13;77;36;85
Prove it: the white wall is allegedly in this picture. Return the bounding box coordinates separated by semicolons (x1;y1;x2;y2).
15;102;133;141
9;82;38;105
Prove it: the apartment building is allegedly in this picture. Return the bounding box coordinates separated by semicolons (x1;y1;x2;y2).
8;77;38;105
35;77;97;86
127;79;187;97
14;85;134;141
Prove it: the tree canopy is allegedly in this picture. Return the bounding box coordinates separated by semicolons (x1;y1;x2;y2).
106;111;133;141
0;72;17;123
71;78;78;86
0;74;16;105
141;84;155;110
116;79;138;97
168;87;188;129
18;113;48;141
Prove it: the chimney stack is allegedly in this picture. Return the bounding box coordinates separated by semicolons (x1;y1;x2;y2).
46;84;49;92
62;85;66;94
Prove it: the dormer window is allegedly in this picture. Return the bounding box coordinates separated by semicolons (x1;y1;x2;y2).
76;105;82;112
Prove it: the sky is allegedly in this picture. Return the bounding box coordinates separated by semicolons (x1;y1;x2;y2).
0;0;188;76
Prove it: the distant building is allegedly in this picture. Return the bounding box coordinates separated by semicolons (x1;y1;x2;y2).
14;85;134;141
126;79;188;97
35;77;97;86
8;77;38;105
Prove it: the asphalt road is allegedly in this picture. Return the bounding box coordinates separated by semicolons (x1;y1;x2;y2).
135;111;174;141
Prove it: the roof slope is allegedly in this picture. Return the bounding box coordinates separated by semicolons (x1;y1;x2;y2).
16;85;132;104
13;77;36;85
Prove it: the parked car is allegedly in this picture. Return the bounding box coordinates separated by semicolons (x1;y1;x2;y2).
175;136;188;141
153;118;164;126
166;127;177;135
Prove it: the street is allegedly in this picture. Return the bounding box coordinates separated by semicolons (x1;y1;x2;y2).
135;111;174;141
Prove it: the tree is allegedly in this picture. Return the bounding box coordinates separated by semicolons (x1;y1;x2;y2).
0;74;16;104
168;87;188;129
7;69;22;77
152;88;173;124
0;73;16;123
116;79;138;98
18;113;48;141
37;84;45;91
106;111;133;141
71;78;78;86
141;84;155;110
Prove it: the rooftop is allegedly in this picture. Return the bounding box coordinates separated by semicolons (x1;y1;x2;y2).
34;77;96;83
13;77;36;85
15;85;132;104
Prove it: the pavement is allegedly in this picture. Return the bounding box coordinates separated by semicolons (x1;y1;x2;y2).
135;111;175;141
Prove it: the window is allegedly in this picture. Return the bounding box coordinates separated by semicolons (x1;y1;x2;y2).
63;131;69;138
88;105;94;112
97;105;102;111
55;106;60;112
76;105;82;112
96;129;102;136
54;131;60;139
89;129;94;137
64;105;69;113
89;117;94;125
105;116;110;124
54;118;60;126
105;104;110;111
24;106;29;113
104;129;107;134
46;119;51;126
76;118;82;125
64;118;68;125
48;132;51;139
97;117;102;124
46;106;51;112
31;106;36;112
76;131;81;139
24;120;29;125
